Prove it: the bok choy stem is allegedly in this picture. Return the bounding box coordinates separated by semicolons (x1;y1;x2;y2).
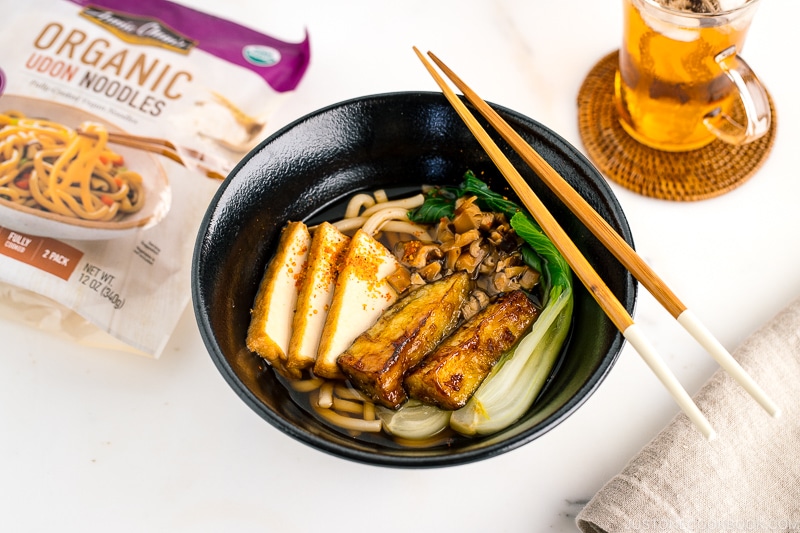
449;285;573;435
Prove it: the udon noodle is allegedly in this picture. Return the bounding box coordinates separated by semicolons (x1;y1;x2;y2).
0;110;145;222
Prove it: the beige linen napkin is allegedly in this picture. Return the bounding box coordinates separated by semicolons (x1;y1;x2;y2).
577;297;800;533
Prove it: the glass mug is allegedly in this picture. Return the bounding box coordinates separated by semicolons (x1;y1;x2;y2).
615;0;770;152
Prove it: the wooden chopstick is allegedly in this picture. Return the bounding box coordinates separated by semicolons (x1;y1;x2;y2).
105;133;185;166
413;46;717;440
77;130;226;180
425;50;780;420
106;132;227;181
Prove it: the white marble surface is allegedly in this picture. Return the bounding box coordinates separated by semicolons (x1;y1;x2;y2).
2;0;799;531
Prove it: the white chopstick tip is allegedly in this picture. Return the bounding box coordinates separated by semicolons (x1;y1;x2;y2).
623;324;716;441
677;310;781;418
694;412;716;441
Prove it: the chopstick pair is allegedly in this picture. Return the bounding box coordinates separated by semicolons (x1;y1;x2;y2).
413;47;780;440
77;129;228;180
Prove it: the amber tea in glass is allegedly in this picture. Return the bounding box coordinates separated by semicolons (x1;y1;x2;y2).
615;0;769;151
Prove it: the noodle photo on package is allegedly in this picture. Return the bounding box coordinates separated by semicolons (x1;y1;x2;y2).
0;110;145;222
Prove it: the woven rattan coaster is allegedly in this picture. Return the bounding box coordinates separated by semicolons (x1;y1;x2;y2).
577;51;777;201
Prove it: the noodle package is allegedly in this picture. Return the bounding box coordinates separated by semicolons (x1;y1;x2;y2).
0;0;310;355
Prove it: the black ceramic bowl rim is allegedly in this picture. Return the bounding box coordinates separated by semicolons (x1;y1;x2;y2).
192;91;637;468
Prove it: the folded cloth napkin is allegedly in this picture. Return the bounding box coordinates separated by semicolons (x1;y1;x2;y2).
577;297;800;533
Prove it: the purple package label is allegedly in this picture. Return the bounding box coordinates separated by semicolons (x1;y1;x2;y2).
67;0;310;93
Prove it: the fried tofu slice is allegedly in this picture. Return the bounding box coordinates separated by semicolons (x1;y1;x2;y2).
246;221;310;379
287;222;350;372
337;272;474;409
314;229;400;379
404;290;539;410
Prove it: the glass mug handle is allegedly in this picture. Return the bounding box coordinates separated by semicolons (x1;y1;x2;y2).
703;46;771;145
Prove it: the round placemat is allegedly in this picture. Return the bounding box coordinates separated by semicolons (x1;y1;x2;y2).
577;51;777;201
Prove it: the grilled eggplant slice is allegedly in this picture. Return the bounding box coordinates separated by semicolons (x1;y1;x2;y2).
404;290;539;410
337;272;473;409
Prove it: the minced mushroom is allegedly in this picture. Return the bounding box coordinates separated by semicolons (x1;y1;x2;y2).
451;228;480;249
519;268;540;290
386;265;412;294
435;219;454;243
462;289;491;320
394;241;444;269
417;261;442;281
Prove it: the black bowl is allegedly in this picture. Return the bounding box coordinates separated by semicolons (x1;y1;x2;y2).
192;92;636;468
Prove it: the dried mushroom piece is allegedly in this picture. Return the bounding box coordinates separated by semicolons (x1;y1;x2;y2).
385;265;412;294
394;241;443;269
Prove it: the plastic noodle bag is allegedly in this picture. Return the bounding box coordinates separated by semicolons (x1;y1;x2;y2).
0;0;311;356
